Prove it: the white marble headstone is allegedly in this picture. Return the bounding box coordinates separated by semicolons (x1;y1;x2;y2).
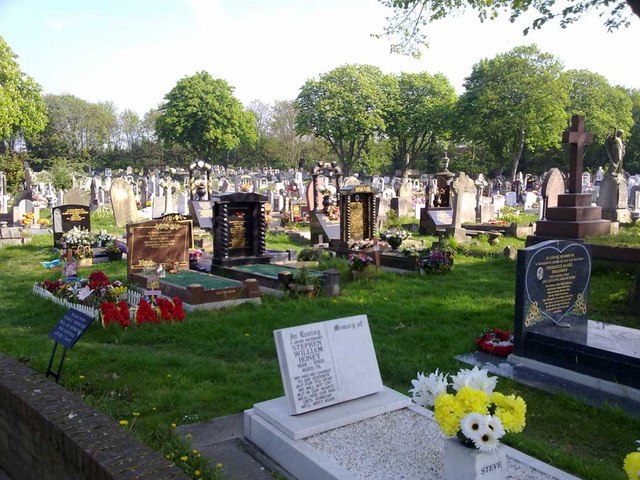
505;191;517;207
274;315;383;415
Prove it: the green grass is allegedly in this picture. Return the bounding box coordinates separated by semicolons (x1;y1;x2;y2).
1;228;639;480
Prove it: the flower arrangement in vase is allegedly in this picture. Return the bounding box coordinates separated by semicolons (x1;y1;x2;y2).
189;248;203;264
379;227;410;250
475;328;514;356
347;253;374;279
418;246;454;274
409;366;526;452
61;226;97;248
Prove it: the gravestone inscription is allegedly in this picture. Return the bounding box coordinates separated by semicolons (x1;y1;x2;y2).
52;204;91;247
48;308;94;349
273;314;383;415
126;217;193;273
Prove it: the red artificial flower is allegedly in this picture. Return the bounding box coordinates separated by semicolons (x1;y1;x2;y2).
156;297;174;321
172;297;185;321
118;300;131;327
136;299;159;324
88;271;110;290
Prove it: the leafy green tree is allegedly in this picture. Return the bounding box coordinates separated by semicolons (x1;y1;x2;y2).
563;69;633;169
295;64;392;174
0;36;47;152
625;89;640;173
378;0;640;57
27;94;118;165
384;72;456;176
457;45;568;180
155;71;257;162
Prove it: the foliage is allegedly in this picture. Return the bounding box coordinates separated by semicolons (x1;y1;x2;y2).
384;72;457;175
156;71;257;162
0;151;27;194
457;45;568;180
376;0;640;58
0;36;47;149
295;64;392;174
563;70;634;169
347;253;374;272
418;247;455;273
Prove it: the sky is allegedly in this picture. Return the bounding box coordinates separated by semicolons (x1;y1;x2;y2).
1;0;639;116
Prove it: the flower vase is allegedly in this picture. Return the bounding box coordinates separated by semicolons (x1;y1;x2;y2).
388;238;402;251
107;251;123;262
443;437;506;480
76;257;93;268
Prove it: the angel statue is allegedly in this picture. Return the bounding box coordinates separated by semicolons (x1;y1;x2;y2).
604;128;625;176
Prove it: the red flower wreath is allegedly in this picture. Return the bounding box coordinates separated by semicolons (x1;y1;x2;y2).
475;328;514;356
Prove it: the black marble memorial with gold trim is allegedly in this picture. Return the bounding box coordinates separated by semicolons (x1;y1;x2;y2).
211;192;270;267
337;185;378;247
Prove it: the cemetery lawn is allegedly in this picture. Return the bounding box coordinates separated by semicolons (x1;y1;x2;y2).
1;233;639;480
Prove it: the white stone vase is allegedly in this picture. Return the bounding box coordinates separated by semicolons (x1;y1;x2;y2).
443;436;506;480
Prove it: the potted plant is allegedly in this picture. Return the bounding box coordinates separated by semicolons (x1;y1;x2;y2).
288;267;319;298
347;252;374;279
104;241;123;261
379;227;410;250
74;245;95;267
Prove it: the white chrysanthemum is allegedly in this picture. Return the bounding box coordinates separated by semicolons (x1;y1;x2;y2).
460;413;487;441
473;429;501;452
485;415;505;440
409;369;449;408
451;366;497;394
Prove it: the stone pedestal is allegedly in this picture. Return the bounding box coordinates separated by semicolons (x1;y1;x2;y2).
444;437;506;480
534;193;611;240
601;208;631;223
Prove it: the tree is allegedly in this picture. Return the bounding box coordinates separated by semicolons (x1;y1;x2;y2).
27;94;118;165
0;36;47;152
118;109;142;149
378;0;640;57
457;45;568;180
625;89;640;173
563;69;633;169
155;71;257;162
295;64;391;174
384;72;456;175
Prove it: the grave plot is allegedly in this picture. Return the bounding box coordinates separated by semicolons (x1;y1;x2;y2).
128;269;261;309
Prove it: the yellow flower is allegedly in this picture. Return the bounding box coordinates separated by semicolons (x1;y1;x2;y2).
434;393;463;436
118;420;129;426
186;433;192;439
79;375;85;380
192;449;198;454
624;452;640;480
455;387;490;416
132;412;140;417
492;392;527;433
180;455;188;462
171;422;177;428
194;470;201;477
216;463;223;469
152;407;157;411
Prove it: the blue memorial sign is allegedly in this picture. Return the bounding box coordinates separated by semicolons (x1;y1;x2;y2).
48;308;94;348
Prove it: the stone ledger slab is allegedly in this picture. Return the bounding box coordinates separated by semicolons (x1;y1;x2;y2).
252;386;410;440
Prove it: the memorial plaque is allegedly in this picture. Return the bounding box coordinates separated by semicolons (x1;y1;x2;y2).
517;240;590;329
339;185;378;244
350;201;364;240
52;204;91;247
274;314;383;415
126;217;193;273
429;209;453;226
228;207;249;250
48;308;94;348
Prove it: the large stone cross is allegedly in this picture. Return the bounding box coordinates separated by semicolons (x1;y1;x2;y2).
563;115;592;194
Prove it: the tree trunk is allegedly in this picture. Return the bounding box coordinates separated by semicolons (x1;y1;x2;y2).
510;128;526;182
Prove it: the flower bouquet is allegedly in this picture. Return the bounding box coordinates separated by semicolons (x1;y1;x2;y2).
188;248;203;263
379;227;410;250
20;212;35;225
624;440;640;480
475;328;514;356
37;218;50;227
347;253;373;272
409;366;526;452
61;226;97;248
418;247;454;274
74;245;94;259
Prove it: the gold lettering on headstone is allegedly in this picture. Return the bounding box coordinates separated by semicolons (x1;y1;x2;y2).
62;208;89;222
351;201;364;240
535;253;584;313
229;212;247;249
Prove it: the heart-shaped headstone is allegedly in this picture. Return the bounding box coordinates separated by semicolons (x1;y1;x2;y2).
524;242;591;325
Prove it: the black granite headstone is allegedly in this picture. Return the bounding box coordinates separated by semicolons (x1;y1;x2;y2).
514;239;640;388
52;204;91;247
338;185;378;244
211;192;269;267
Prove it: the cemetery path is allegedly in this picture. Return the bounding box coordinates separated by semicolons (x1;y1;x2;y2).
176;413;276;480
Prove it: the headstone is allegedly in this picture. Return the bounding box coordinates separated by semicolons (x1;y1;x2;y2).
52;204;91;247
492;194;505;216
151;196;164;219
63;189;90;207
343;176;360;187
273;315;383;414
110;178;139;227
189;200;213;230
540;168;565;210
339;185;378;244
563;115;591;194
126;215;193;273
451;172;477;227
513;239;640;389
211;192;269;267
505;191;517;207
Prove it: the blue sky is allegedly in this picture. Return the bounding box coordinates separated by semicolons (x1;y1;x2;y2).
1;0;639;116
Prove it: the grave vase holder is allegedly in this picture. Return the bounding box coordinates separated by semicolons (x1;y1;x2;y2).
76;257;93;268
443;436;506;480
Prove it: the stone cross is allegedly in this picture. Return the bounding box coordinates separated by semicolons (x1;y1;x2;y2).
563;115;592;194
